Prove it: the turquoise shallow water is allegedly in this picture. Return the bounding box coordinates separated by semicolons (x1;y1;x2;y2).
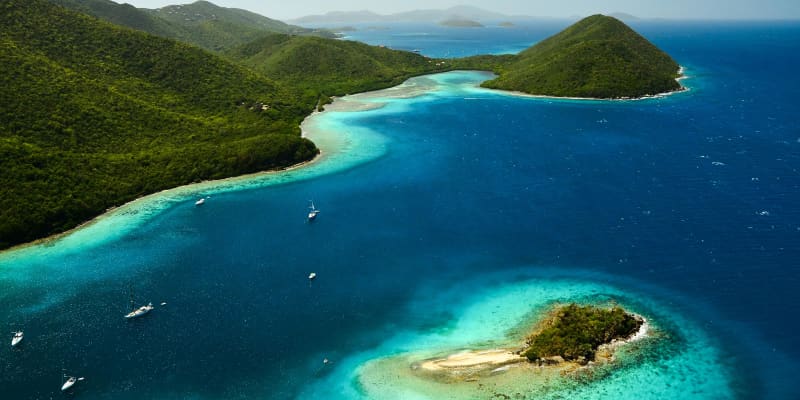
300;268;738;399
2;21;799;399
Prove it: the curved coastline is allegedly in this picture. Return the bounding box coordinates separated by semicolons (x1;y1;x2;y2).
480;66;690;102
0;68;693;264
0;73;445;264
0;64;749;400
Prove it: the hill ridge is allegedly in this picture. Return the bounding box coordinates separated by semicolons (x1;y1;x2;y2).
0;0;317;248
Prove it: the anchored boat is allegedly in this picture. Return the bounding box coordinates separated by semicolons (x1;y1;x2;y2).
308;201;320;221
124;286;154;319
11;331;23;347
61;374;84;391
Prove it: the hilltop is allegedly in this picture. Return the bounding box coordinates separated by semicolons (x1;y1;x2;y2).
0;0;317;248
50;0;335;51
482;15;682;98
226;34;447;101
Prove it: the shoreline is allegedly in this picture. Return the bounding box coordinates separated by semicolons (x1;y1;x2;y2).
480;66;689;102
351;276;717;400
1;69;692;259
415;312;650;374
0;155;322;256
0;77;413;261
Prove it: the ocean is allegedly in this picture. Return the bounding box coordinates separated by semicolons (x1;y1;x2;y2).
1;20;798;399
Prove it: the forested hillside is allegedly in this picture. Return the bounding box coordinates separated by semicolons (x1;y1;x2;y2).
226;34;447;103
0;2;683;250
51;0;335;51
0;0;317;248
482;15;681;98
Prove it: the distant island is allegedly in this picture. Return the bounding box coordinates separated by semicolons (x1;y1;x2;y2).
289;5;509;24
499;21;515;27
55;0;337;52
608;12;639;21
0;1;684;250
331;26;358;32
439;18;484;28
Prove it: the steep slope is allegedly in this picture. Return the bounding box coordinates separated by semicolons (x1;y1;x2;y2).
482;15;681;98
226;34;446;100
51;0;335;52
54;0;178;37
0;0;317;249
147;1;335;50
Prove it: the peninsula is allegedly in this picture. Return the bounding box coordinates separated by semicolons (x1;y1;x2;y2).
0;1;684;250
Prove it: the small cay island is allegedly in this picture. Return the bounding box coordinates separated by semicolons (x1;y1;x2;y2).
361;303;651;397
0;0;683;250
421;303;644;375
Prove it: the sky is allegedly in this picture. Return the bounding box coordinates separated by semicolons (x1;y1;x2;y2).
120;0;800;21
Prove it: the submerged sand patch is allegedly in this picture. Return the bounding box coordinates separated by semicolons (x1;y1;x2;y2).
339;272;736;400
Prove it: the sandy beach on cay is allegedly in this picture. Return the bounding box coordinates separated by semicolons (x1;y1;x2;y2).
416;315;650;374
419;349;525;371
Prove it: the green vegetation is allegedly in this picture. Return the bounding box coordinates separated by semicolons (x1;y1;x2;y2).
0;3;682;250
51;0;336;52
225;34;449;104
449;54;516;74
522;304;643;362
482;15;681;98
0;0;317;248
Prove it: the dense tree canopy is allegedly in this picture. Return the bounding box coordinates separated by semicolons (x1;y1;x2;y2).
51;0;336;52
0;0;317;248
0;2;681;249
482;15;681;98
523;304;643;362
224;34;453;104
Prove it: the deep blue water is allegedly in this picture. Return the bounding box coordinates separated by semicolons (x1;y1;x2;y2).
2;21;799;399
337;20;574;57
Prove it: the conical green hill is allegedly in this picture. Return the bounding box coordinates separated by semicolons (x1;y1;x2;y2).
482;15;681;98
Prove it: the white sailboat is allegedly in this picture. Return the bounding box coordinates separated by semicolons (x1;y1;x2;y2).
125;302;154;319
11;331;23;347
195;197;205;206
308;201;320;221
61;374;84;391
124;286;154;319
